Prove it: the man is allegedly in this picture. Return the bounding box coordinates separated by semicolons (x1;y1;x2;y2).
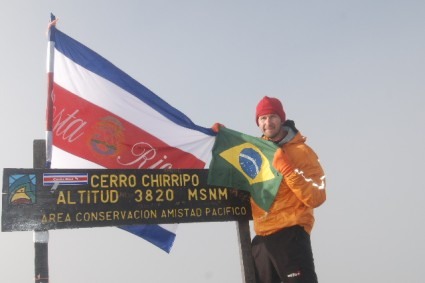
251;96;326;283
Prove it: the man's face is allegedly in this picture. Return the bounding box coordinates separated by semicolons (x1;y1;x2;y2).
258;113;284;141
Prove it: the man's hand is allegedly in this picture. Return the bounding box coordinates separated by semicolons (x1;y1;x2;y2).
211;123;225;133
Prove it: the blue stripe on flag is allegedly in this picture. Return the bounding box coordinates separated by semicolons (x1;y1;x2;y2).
119;225;176;253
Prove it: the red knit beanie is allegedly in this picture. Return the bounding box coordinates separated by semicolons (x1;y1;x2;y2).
255;96;286;125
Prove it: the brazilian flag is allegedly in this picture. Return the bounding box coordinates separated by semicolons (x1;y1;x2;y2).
208;127;282;211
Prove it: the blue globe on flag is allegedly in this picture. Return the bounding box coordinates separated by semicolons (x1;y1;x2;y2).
239;148;262;179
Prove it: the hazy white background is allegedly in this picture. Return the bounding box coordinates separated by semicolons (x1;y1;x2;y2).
1;1;424;282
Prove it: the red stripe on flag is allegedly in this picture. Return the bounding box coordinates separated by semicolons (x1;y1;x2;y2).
52;84;205;169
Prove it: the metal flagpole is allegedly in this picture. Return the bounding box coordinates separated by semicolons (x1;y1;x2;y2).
33;13;58;283
45;13;57;169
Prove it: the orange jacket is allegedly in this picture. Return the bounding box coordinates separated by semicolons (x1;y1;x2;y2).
251;124;326;235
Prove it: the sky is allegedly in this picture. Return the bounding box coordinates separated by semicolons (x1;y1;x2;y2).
1;1;425;282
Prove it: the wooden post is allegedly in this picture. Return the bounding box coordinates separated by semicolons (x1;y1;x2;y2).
237;220;256;283
33;140;49;283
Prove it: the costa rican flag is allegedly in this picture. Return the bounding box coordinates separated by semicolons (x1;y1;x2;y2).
43;173;88;186
46;16;215;253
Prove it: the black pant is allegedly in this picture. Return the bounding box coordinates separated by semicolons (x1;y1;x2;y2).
251;225;318;283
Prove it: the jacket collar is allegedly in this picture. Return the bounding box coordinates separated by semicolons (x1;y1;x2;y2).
276;124;297;146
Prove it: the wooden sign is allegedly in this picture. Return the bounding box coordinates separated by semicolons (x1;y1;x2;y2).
2;168;252;232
